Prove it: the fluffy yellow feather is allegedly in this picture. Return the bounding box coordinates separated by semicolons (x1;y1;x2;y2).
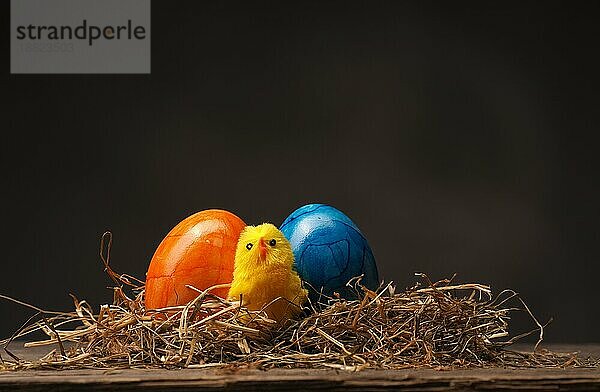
228;223;307;324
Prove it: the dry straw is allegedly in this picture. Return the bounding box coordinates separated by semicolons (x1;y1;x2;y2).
0;232;597;371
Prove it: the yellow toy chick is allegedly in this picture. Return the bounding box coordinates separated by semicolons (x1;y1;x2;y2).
228;223;307;324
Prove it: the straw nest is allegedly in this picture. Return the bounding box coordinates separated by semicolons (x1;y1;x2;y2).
0;233;597;371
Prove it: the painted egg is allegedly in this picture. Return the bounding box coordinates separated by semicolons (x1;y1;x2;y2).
145;209;246;309
280;204;379;299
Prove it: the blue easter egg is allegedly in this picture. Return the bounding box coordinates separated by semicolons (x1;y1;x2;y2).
280;204;379;300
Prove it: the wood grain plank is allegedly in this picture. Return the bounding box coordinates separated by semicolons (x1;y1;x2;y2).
0;344;598;391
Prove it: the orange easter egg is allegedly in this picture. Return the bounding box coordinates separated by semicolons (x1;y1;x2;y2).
145;209;246;310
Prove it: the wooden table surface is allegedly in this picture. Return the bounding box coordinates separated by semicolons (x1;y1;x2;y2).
0;344;598;391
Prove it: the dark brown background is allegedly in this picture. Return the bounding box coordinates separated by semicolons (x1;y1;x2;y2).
1;2;598;341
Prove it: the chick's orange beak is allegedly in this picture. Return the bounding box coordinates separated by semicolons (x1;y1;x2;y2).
258;238;268;261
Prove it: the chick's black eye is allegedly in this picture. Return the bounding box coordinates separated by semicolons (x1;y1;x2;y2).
269;239;276;247
246;243;253;250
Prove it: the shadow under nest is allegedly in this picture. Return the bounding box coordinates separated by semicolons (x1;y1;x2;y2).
0;233;596;371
